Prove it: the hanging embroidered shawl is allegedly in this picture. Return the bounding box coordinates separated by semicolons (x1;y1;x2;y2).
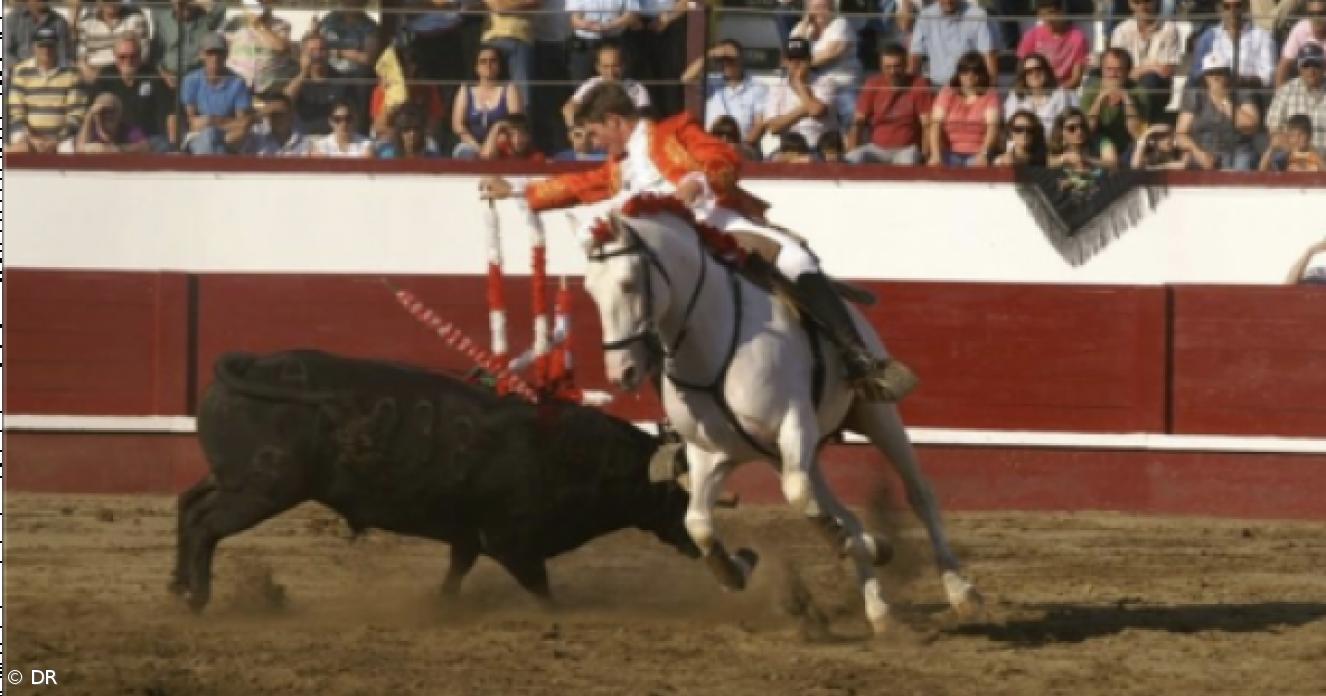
1014;166;1167;267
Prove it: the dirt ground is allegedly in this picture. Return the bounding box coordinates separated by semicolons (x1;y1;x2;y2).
6;492;1326;696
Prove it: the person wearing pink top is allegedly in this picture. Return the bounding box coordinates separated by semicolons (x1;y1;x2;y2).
1017;0;1089;89
1275;0;1326;86
929;50;1001;166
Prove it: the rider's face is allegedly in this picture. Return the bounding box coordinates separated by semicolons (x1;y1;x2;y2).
586;115;630;154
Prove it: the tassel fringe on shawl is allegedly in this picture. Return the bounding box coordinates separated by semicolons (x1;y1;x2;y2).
1014;167;1168;267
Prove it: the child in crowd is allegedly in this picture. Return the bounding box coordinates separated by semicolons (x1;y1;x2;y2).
1259;115;1325;172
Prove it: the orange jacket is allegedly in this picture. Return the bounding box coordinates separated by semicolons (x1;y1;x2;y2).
524;114;770;221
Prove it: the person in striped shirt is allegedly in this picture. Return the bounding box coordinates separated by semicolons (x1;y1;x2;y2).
76;0;151;84
9;26;87;153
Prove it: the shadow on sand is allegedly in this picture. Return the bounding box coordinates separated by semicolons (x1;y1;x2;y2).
946;601;1326;647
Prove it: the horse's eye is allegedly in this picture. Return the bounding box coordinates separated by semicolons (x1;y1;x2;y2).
620;279;637;293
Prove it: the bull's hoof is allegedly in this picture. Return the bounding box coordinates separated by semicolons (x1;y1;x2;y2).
186;591;210;614
167;577;189;597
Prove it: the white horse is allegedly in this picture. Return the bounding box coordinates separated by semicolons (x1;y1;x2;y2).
577;197;982;634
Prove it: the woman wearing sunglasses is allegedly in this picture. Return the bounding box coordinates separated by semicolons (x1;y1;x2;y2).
929;51;1001;167
1003;52;1075;132
994;110;1048;166
1048;107;1115;171
309;99;375;158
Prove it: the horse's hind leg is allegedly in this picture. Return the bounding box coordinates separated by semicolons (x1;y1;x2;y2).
779;403;892;633
683;445;758;591
846;400;983;617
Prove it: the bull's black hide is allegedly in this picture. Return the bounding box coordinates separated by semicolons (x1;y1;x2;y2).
171;349;697;612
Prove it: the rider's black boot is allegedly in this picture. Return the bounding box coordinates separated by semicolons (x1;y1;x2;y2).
792;272;918;402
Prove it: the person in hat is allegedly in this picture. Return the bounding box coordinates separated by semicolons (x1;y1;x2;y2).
1274;0;1326;87
4;0;73;77
9;24;86;153
1176;52;1263;170
747;37;839;157
1186;0;1274;90
1267;43;1326;153
479;79;919;402
180;32;254;155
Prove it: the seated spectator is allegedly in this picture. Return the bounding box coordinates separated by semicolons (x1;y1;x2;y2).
792;0;862;130
1266;43;1326;153
1049;108;1118;170
370;39;448;143
9;26;86;154
1187;0;1275;96
1259;114;1324;170
817;131;846;161
770;132;815;163
453;44;524;159
244;91;310;156
845;42;932;165
928;51;1000;167
285;34;353;136
1130;122;1192;169
1081;48;1145;159
994;109;1049;166
309;99;375;157
566;0;639;83
90;37;169;150
552;123;608;161
681;39;767;144
908;0;996;86
76;0;150;84
749;38;838;157
563;43;650;128
710;115;762;160
150;0;228;144
181;33;253;155
1004;52;1076;133
481;114;545;161
1285;238;1326;284
74;92;148;152
1016;0;1089;89
377;105;441;159
316;0;379;119
1275;0;1325;86
5;0;74;75
224;0;298;93
1109;0;1181;121
1177;53;1262;169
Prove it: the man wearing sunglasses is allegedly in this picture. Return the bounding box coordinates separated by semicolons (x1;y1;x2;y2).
89;36;172;151
1187;0;1274;92
1274;0;1326;86
1266;43;1326;153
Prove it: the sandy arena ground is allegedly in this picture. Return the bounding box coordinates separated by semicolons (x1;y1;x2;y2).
6;491;1326;696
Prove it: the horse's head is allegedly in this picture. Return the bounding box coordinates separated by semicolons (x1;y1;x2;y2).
582;213;671;393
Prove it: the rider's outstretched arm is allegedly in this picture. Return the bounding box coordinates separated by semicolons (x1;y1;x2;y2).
524;164;617;212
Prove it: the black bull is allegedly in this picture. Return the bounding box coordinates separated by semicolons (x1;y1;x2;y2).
171;349;699;611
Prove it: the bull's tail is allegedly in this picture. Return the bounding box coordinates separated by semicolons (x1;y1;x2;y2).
212;351;342;404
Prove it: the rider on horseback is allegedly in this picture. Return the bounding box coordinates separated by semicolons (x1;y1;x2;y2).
478;82;916;401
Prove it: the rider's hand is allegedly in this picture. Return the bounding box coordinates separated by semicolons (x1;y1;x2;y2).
479;176;513;200
675;178;703;206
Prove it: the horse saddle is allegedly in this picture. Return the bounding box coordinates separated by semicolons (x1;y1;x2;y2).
726;231;876;307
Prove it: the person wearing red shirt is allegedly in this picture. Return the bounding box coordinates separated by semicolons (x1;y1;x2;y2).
846;43;933;165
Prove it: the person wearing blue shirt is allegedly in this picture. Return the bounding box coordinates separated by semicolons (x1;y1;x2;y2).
181;33;253;155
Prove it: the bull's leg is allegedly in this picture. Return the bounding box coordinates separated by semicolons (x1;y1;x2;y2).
684;445;757;591
172;476;218;596
492;554;553;608
185;490;301;613
846;400;983;618
779;403;892;634
441;533;481;599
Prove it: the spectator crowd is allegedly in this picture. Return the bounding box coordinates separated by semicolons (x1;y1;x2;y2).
6;0;1325;170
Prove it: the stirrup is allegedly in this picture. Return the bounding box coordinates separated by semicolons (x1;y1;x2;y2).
848;358;919;403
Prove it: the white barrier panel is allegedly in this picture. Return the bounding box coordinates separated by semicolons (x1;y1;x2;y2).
9;168;1323;284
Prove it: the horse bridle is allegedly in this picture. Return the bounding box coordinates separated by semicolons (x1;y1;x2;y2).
587;221;709;359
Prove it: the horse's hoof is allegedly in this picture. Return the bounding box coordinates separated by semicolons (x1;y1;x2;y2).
865;534;893;567
734;547;759;578
952;587;986;620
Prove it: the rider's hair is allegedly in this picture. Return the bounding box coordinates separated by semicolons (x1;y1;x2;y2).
573;82;638;125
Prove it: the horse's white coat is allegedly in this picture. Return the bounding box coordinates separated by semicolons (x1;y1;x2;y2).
581;209;983;632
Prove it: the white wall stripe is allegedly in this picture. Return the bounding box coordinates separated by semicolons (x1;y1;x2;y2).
9;415;1326;455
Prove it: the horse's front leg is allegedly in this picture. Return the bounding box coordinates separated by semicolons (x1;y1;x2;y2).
847;401;984;618
779;403;893;634
683;445;758;591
